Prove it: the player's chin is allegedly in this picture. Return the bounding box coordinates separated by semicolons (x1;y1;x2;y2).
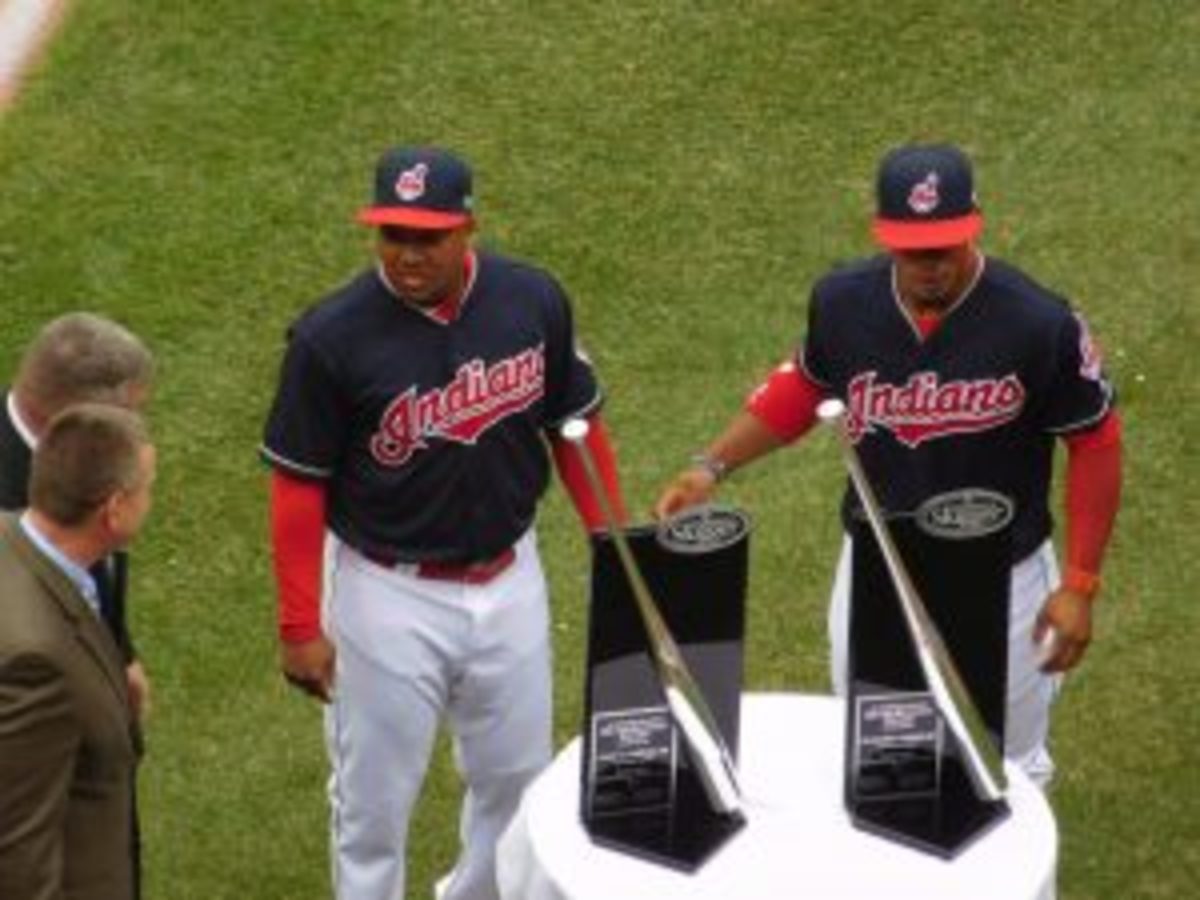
395;280;438;305
914;285;952;307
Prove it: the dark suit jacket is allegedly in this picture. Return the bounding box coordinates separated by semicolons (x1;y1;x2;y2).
0;393;136;663
0;515;139;899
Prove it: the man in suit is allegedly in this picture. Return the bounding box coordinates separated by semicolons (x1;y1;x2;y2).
1;313;155;896
1;313;154;715
0;403;157;899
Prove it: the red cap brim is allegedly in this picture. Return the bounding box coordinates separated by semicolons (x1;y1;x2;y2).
357;207;472;229
872;212;983;250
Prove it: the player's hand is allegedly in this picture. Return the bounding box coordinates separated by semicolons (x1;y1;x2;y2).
126;660;151;722
1033;587;1094;673
653;468;718;521
281;635;336;703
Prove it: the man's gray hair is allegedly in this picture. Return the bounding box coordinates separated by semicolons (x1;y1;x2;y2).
15;313;154;422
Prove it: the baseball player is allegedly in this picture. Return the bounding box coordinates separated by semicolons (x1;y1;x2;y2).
655;143;1122;788
261;146;626;900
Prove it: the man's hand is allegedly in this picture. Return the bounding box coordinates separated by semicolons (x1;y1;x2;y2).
126;661;151;721
1033;587;1094;673
281;634;336;703
653;467;718;520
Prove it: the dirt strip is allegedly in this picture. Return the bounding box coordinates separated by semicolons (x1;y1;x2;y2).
0;0;68;111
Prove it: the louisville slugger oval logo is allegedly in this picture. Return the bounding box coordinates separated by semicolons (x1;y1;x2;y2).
914;489;1014;540
656;504;751;555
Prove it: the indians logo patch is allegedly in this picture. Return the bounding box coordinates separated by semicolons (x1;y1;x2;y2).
395;163;429;202
907;172;941;215
370;346;545;466
845;370;1026;447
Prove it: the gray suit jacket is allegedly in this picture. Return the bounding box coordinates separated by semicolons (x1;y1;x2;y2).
0;514;138;900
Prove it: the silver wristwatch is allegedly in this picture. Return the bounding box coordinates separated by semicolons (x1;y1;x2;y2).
690;454;729;483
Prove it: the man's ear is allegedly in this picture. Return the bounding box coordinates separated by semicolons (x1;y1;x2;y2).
98;491;125;535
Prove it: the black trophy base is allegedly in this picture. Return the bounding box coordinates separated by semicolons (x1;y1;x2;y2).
850;758;1010;859
586;807;745;872
581;516;750;872
584;756;745;871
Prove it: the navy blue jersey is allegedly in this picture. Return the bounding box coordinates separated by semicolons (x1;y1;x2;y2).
800;254;1114;562
261;251;602;563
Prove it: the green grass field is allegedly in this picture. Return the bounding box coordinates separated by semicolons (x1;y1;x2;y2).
2;1;1197;897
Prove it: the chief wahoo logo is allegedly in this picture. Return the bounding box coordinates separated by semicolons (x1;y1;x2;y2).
907;171;941;215
395;163;429;202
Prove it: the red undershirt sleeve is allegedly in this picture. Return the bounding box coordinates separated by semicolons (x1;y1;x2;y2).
1062;411;1122;581
745;360;824;442
269;470;327;643
551;414;628;532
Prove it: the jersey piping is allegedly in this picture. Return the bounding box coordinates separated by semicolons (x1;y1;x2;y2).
544;385;602;429
374;250;480;326
889;249;986;343
260;444;333;480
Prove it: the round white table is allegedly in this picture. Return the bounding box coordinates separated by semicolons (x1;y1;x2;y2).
498;693;1056;900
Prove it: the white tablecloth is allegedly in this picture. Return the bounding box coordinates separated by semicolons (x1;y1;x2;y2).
498;693;1056;900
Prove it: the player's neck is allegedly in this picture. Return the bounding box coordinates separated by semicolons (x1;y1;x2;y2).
379;252;476;323
424;252;476;323
896;250;984;320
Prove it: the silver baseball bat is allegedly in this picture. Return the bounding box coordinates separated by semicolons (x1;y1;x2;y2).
560;418;743;816
817;399;1008;802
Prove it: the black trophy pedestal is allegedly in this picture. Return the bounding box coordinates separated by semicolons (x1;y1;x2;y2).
580;507;750;871
851;756;1011;858
845;511;1013;857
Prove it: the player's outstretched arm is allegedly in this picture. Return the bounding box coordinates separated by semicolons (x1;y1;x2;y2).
654;359;824;520
653;411;785;520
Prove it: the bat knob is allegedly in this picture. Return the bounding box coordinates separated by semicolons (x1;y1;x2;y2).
560;418;590;444
817;398;846;423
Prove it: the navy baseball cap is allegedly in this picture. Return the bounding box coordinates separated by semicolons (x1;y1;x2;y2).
872;143;983;250
358;146;474;230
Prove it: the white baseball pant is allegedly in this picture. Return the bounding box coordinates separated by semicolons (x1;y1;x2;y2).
828;536;1062;787
323;529;552;900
